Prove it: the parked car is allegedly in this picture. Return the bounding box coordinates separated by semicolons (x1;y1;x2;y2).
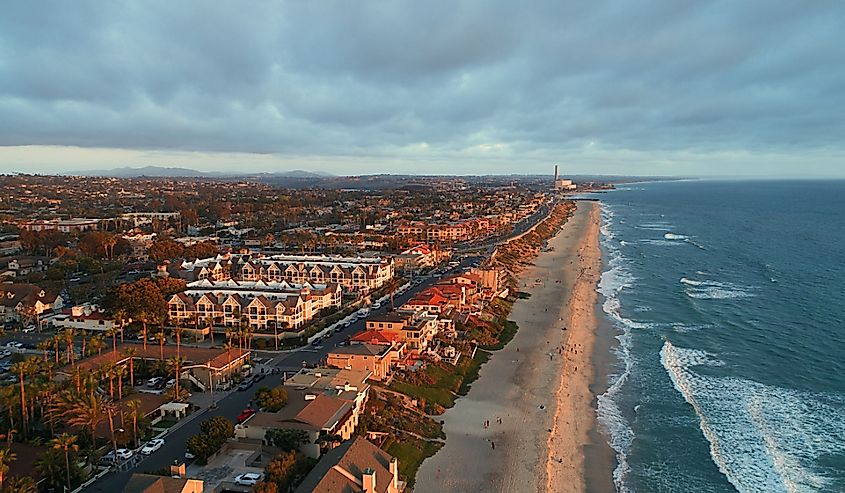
184;450;195;460
237;408;256;423
5;341;23;349
234;473;264;486
147;377;163;388
237;378;254;391
141;438;165;455
165;378;176;388
103;448;134;462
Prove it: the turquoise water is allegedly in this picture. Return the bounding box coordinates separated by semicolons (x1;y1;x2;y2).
594;181;845;492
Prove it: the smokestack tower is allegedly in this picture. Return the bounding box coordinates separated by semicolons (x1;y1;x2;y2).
554;164;559;181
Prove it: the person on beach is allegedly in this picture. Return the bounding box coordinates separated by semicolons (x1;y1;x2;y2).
491;441;496;450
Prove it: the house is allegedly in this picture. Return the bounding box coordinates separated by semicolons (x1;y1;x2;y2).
124;473;203;493
284;368;371;418
294;437;403;493
237;388;357;459
326;343;404;381
0;283;63;323
51;304;122;332
403;287;453;314
361;310;438;353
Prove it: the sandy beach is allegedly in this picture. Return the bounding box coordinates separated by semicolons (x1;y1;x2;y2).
415;201;611;493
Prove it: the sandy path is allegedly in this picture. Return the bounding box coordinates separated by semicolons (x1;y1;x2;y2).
414;201;604;493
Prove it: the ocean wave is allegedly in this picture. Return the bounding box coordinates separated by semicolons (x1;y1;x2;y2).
596;203;637;492
636;222;675;231
661;341;845;493
664;232;689;240
639;239;685;246
685;287;755;300
681;278;756;300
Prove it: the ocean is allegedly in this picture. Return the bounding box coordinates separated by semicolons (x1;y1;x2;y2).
593;180;845;493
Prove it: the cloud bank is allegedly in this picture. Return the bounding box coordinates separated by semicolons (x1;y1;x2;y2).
1;1;843;176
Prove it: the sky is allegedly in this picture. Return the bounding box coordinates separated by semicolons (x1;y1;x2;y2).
1;1;844;178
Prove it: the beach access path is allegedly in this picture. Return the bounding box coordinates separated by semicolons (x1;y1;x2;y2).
414;201;604;493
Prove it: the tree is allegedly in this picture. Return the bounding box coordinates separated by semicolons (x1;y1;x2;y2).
51;433;79;492
35;449;76;492
200;416;235;443
123;346;137;387
265;429;308;451
255;387;288;412
253;482;279;493
0;447;16;491
166;357;185;400
186;416;235;464
3;475;37;493
148;239;184;262
127;399;142;448
183;241;217;259
265;451;298;492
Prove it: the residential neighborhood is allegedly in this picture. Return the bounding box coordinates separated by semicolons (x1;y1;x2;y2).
0;172;597;492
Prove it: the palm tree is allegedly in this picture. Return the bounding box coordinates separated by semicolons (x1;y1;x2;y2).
155;330;167;360
61;329;77;366
166;357;185;401
51;433;78;492
115;364;127;399
0;447;17;491
9;359;32;435
205;314;215;346
172;325;184;359
3;475;36;493
101;362;117;399
51;335;61;365
37;340;51;363
89;335;106;356
126;399;141;448
123;347;137;387
105;327;119;354
60;393;108;455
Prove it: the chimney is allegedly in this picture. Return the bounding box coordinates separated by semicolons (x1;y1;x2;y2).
170;461;186;478
390;457;399;490
554;164;559;181
362;468;376;493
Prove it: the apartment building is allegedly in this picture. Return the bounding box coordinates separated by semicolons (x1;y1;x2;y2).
167;279;342;330
0;283;63;323
165;253;394;294
241;254;394;293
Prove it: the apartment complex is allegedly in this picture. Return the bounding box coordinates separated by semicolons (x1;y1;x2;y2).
167;279;342;330
164;253;394;293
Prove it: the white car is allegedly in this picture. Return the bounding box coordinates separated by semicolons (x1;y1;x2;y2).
147;377;163;387
104;448;134;461
234;473;264;486
141;438;165;455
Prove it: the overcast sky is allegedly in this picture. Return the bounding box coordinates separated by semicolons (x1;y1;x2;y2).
1;1;844;177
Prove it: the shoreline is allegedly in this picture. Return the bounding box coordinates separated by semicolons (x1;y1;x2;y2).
414;201;614;492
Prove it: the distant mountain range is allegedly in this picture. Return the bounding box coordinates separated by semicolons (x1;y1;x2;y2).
66;165;334;178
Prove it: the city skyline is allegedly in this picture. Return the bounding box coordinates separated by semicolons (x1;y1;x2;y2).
2;1;844;178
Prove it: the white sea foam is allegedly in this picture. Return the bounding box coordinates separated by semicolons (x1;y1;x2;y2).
636;222;675;231
661;341;845;493
680;277;756;300
664;232;689;240
596;204;637;492
639;239;685;246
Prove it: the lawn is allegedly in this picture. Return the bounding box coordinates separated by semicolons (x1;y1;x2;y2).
385;437;443;488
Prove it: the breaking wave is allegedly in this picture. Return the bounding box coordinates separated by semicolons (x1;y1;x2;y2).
661;341;845;493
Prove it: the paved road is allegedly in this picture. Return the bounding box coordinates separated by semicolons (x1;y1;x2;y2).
86;254;481;491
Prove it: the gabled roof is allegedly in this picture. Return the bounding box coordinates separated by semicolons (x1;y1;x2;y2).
294;437;396;493
349;330;402;345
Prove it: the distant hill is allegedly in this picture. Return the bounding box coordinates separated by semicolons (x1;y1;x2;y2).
66;166;334;178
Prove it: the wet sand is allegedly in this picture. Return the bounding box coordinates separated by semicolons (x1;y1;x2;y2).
415;201;613;492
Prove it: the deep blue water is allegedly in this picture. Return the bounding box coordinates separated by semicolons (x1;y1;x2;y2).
594;180;845;493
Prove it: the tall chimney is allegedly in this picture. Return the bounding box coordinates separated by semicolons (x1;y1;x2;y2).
390;457;399;490
554;164;559;181
362;468;376;493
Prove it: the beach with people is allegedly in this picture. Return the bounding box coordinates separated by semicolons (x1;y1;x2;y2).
415;201;613;492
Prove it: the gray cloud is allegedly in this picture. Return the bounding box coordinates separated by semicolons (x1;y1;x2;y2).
0;0;843;174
